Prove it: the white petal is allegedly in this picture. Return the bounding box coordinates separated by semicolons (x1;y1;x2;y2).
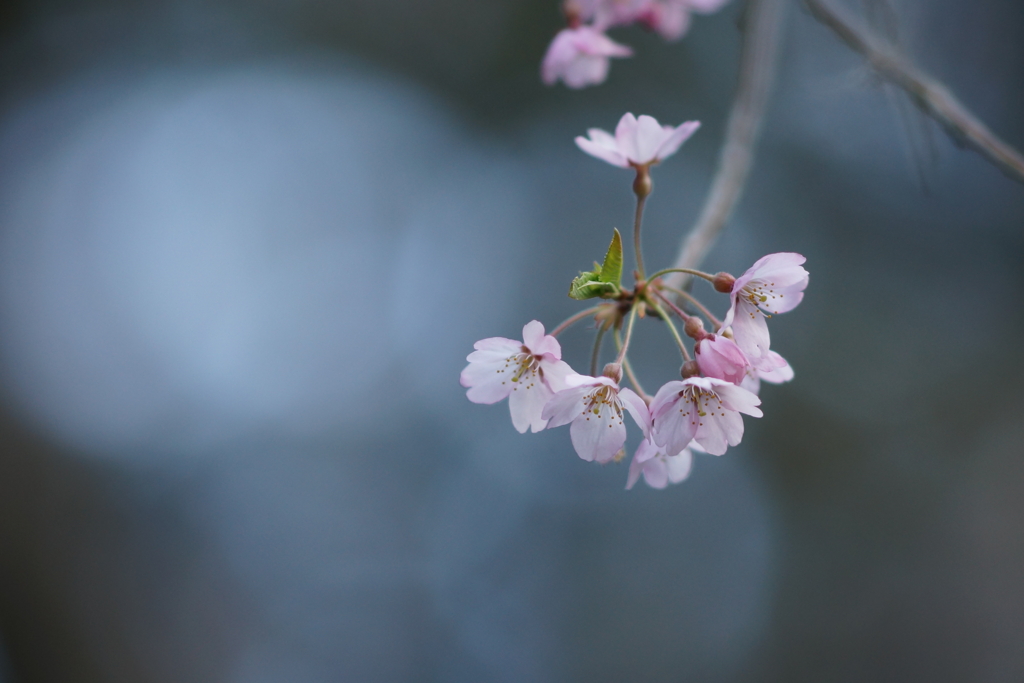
466;336;520;360
730;300;771;361
562;54;611;89
540;359;575;393
521;320;546;350
665;450;693;483
462;365;513;404
575;135;628;167
508;370;554;433
694;409;740;455
641;457;670;489
586;127;618;149
541;385;589;428
652;394;698;457
569;404;627;462
631;114;668;164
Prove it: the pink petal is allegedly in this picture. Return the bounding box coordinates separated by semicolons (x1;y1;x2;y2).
716;382;763;418
765;289;804;315
614;113;640;163
651;394;698;457
619;387;652;436
586;127;618;148
521;320;546;349
561;55;611;89
541;385;590;428
467;336;520;358
626;451;647;490
694;408;742;455
759;353;794;384
565;373;609;389
631;114;668;164
575;135;629;167
654;120;700;160
696;335;749;385
540;359;575;393
729;300;771;361
649;379;686;420
650;1;692;40
634;437;660;464
462;367;513;404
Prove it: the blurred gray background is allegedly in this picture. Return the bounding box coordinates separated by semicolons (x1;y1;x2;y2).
0;0;1022;681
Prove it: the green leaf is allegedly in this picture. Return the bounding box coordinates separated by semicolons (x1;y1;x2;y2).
599;228;623;287
567;229;624;300
568;262;606;300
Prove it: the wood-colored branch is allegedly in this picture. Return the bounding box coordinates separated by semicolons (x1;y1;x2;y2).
805;0;1024;185
666;0;787;289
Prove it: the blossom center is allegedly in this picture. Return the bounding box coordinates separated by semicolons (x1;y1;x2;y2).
583;385;624;424
507;348;543;384
677;386;725;424
740;279;782;315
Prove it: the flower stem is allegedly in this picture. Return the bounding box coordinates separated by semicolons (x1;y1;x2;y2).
589;321;609;377
614;327;649;401
550;305;603;337
647;298;691;362
659;285;723;329
646;267;716;283
653;289;692;322
633;194;648;281
614;305;638;365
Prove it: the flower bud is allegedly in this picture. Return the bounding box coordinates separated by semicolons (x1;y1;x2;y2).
712;271;736;293
562;0;583;27
683;316;705;340
632;167;652;198
602;362;623;383
680;360;700;379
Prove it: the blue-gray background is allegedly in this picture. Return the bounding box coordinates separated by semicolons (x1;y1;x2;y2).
0;0;1022;681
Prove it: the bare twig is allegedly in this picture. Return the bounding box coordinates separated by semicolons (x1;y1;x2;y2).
804;0;1024;185
666;0;787;290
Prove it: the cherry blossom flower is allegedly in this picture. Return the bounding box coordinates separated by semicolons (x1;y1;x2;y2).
542;373;650;463
649;376;761;457
626;437;700;489
461;321;574;434
575;113;700;169
720;252;809;364
695;333;750;385
639;0;733;40
568;0;730;38
541;26;633;89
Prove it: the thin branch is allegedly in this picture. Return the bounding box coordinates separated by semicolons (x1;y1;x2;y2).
666;0;787;290
804;0;1024;185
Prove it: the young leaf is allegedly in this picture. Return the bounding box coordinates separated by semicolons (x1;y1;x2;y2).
599;228;623;287
568;263;607;300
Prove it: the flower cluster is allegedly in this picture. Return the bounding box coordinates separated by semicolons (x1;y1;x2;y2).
542;0;732;88
461;113;809;490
